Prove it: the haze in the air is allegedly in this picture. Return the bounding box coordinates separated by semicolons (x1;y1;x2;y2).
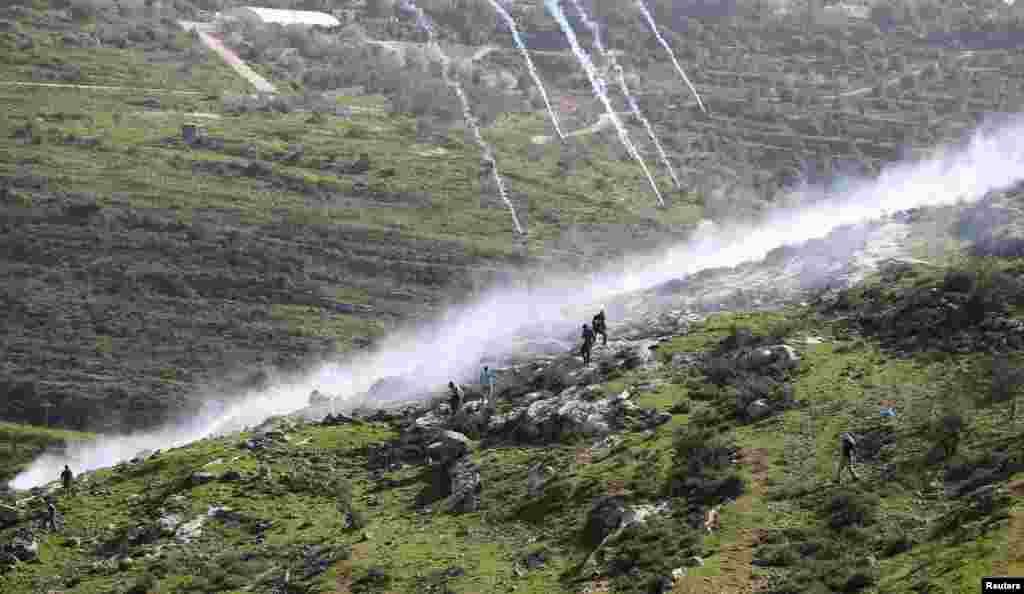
11;115;1024;490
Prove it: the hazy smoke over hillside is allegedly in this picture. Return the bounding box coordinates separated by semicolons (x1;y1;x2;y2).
11;116;1024;490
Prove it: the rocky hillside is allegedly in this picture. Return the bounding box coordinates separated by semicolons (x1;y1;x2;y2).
2;193;1023;593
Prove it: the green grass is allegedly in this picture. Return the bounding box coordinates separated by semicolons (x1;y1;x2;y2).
3;301;1023;593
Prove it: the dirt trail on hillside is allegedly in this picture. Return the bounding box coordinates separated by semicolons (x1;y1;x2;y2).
993;479;1024;576
672;448;771;594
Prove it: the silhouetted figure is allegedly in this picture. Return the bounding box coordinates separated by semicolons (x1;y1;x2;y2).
581;324;595;365
835;432;859;483
60;465;73;496
448;381;465;414
592;310;607;346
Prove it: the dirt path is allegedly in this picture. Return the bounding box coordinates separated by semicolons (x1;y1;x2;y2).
993;479;1024;576
0;81;204;95
673;448;771;594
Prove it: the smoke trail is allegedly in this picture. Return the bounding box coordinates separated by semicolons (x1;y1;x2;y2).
13;117;1024;490
544;0;665;206
401;0;525;235
488;0;565;140
635;0;706;114
568;0;682;188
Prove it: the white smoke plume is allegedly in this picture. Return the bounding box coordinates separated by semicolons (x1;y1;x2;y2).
12;117;1024;490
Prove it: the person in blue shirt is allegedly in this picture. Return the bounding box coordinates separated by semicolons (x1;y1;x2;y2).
479;366;496;402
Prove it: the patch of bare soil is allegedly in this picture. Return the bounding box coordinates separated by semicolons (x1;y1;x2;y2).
673;448;771;594
992;479;1024;576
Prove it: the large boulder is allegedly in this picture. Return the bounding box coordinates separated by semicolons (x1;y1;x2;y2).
446;457;482;514
583;496;628;546
426;431;471;466
527;462;555;498
5;528;38;562
0;504;21;529
745;399;773;421
514;387;634;444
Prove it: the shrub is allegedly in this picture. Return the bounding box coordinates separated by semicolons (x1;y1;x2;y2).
753;544;799;567
668;400;691;414
929;412;965;460
125;572;157;594
821;490;879;530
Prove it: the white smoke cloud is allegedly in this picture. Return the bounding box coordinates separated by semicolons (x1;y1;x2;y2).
11;116;1024;490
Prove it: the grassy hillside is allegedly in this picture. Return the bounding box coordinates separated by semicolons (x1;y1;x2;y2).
1;266;1022;593
0;3;701;433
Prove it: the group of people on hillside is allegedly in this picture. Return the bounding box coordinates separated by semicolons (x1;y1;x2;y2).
445;311;610;416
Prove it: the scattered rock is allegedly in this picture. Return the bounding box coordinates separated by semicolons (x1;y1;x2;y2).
0;504;21;529
445;456;482;514
3;528;38;562
746;398;773;421
220;470;242;482
157;513;182;535
188;471;216;487
426;431;471;466
174;517;205;544
527;462;555;498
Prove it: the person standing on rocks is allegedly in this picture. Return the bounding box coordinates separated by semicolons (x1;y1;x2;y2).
592;311;607;346
581;324;595;366
448;381;465;414
835;432;859;483
479;366;496;403
60;465;73;496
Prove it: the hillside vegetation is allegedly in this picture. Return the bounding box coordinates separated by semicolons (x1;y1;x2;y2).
3;1;1024;592
1;249;1022;593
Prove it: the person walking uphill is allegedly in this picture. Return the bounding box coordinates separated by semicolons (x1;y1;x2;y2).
592;310;607;346
835;432;859;483
60;464;73;496
580;324;596;366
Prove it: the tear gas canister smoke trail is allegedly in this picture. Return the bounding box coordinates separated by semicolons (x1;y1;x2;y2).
488;0;565;140
401;0;525;234
568;0;682;188
635;0;706;114
544;0;665;206
13;118;1024;491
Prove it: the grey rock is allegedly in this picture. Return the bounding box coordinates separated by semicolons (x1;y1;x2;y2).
426;431;471;466
446;457;482;514
746;398;773;420
527;463;555;498
189;472;217;487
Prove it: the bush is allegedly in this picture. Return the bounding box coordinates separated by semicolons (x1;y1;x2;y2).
929;412;965;460
753;544;799;567
821;490;879;530
668;400;691;414
125;572;157;594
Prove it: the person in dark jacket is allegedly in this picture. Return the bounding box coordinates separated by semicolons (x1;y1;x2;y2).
448;381;465;414
592;310;607;346
60;465;73;496
581;324;595;365
835;432;859;483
